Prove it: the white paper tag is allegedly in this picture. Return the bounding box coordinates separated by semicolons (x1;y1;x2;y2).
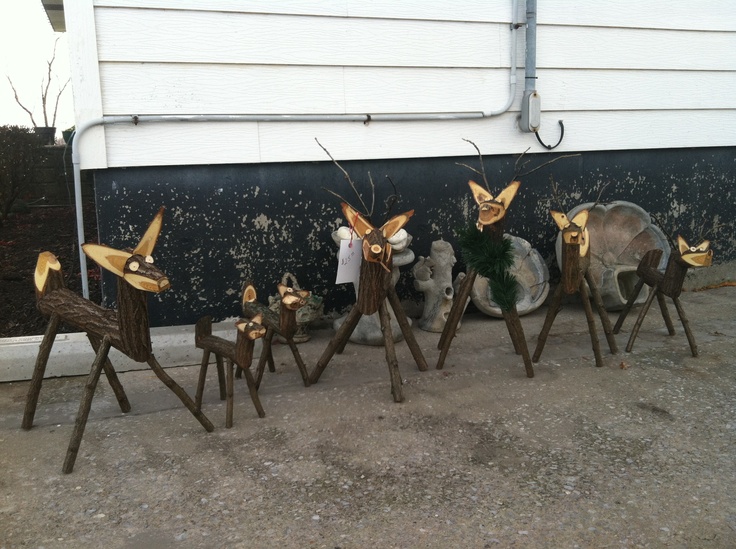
336;238;362;287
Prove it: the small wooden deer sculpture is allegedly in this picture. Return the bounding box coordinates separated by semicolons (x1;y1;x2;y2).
24;207;214;474
532;208;618;367
309;203;428;402
241;282;312;388
194;304;267;428
436;180;535;377
613;236;713;356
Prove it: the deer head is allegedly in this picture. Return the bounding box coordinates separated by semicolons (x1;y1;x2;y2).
551;209;590;258
82;207;170;293
235;313;267;340
277;283;310;311
468;180;520;231
340;202;414;273
677;236;713;267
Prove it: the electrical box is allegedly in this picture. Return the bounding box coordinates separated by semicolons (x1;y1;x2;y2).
520;91;541;132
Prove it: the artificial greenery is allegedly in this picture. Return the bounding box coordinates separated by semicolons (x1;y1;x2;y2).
457;222;519;312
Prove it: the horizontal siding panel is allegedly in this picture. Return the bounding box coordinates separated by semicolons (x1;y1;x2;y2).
539;0;736;32
538;26;736;70
94;0;517;23
99;63;511;115
95;8;507;68
538;70;736;111
93;110;736;170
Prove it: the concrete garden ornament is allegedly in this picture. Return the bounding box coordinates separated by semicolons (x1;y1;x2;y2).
411;239;464;333
557;201;670;310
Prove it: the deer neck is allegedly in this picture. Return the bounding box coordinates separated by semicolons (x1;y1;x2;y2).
561;242;586;294
117;278;153;362
660;254;690;298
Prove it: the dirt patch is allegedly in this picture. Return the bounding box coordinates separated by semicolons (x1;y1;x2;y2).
0;204;100;338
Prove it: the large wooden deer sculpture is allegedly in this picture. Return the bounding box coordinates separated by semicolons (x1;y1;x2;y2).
24;207;214;473
613;236;713;356
532;208;618;367
309;203;428;402
240;282;312;388
436;180;535;377
194;297;267;428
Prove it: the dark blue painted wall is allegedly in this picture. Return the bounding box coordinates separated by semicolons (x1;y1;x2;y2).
94;146;735;326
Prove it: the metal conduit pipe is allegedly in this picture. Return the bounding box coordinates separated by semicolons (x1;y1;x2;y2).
72;1;520;298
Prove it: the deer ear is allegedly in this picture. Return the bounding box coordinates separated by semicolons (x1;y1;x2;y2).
677;235;689;255
381;210;414;239
570;209;589;230
133;207;165;256
494;180;521;209
340;202;374;238
83;244;132;277
550;211;570;230
242;282;257;304
468;180;493;205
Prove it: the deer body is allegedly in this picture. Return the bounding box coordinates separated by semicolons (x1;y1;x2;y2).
24;208;213;474
614;236;712;356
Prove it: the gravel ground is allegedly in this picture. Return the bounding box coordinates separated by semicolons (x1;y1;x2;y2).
1;287;735;548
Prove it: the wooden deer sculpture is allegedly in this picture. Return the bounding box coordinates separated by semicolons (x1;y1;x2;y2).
613;236;713;356
532;208;618;367
309;203;428;402
23;207;214;474
240;282;312;388
436;180;535;377
194;304;267;428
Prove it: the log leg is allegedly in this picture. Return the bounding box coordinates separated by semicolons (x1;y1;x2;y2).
22;313;61;430
214;354;227;400
237;339;266;418
503;307;534;378
379;300;404;403
626;285;658;353
532;283;564;363
63;336;111;474
87;334;131;413
336;306;362;355
673;297;699;357
613;278;645;334
225;359;234;428
287;338;311;387
656;292;676;336
585;272;618;355
580;281;604;367
310;305;362;384
195;350;211;412
146;355;214;432
254;329;275;389
437;269;477;352
386;286;428;371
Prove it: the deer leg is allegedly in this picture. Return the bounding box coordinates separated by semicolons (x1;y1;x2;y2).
87;334;131;413
310;305;362;385
195;350;211;412
286;338;311;387
254;328;275;389
63;336;111;474
532;283;564;363
580;280;604;367
214;354;227;400
146;355;214;432
225;358;234;429
656;292;676;336
22;313;61;430
626;284;658;353
585;272;618;355
613;277;645;334
673;297;698;357
336;306;362;355
503;307;534;378
237;339;266;418
386;285;428;371
437;269;476;354
379;300;404;403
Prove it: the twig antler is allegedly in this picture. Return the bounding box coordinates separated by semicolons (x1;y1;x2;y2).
316;138;371;217
455;138;490;190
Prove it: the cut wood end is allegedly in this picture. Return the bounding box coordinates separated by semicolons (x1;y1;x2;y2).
242;283;257;303
34;252;61;293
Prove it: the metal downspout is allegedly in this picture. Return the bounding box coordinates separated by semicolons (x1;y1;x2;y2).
72;1;521;298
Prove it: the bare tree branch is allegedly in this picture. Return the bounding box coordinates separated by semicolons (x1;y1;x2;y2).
6;76;37;127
